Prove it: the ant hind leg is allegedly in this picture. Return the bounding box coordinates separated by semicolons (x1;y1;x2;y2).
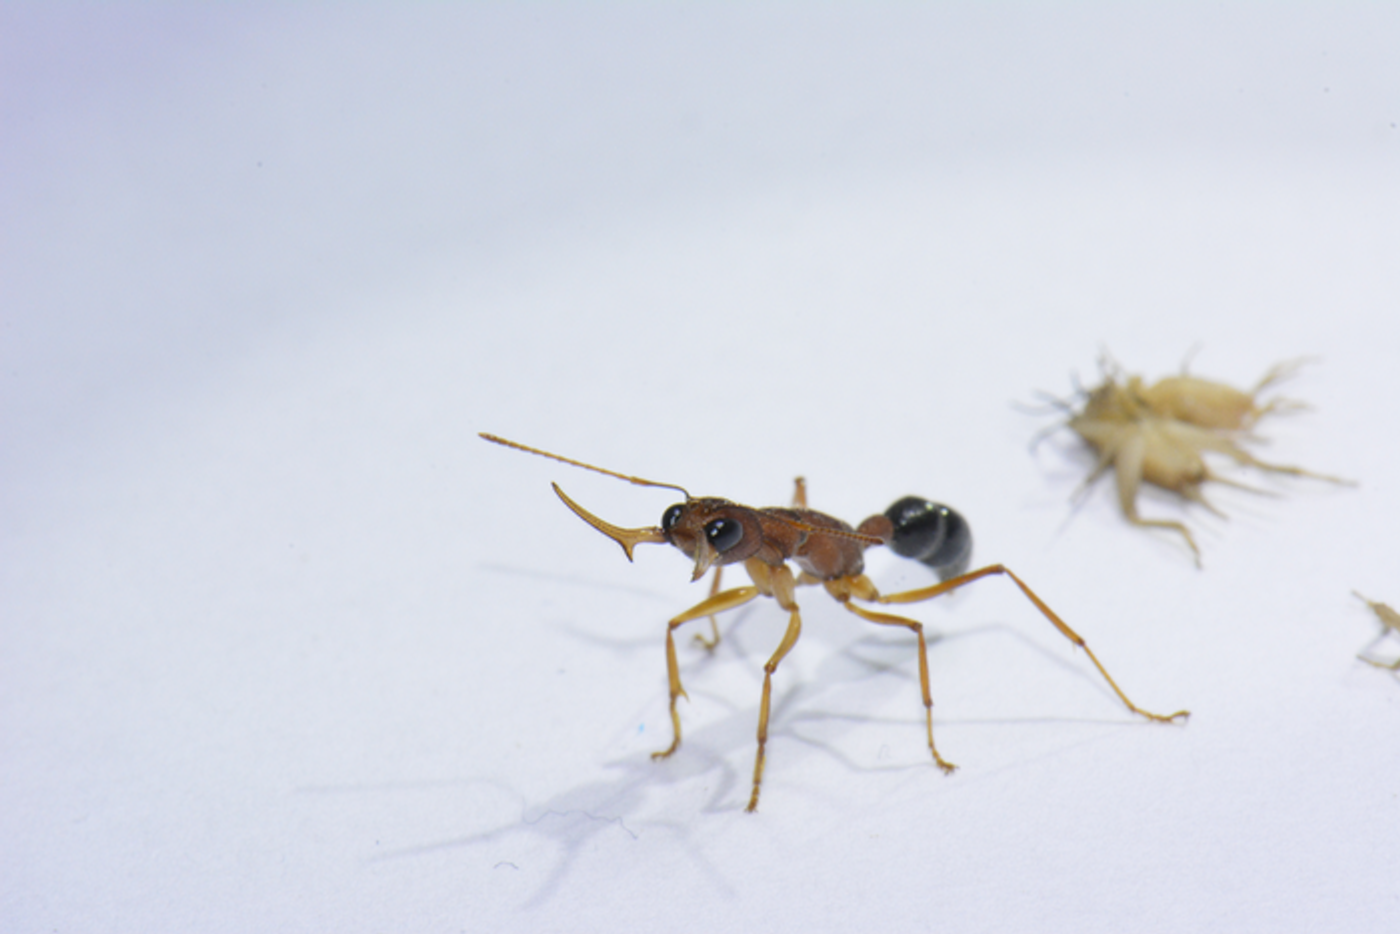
871;565;1190;723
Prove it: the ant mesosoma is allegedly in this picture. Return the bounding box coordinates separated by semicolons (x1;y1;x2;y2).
481;433;1188;812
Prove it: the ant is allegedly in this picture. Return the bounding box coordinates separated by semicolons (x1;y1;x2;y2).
481;433;1189;812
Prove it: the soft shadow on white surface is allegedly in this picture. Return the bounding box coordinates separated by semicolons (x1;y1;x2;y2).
4;4;1399;932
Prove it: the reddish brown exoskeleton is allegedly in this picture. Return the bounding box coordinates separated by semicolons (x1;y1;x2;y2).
482;433;1188;812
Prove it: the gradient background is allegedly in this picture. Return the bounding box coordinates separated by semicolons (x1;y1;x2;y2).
4;4;1398;931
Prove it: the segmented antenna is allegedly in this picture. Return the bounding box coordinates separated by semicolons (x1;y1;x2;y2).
480;433;691;498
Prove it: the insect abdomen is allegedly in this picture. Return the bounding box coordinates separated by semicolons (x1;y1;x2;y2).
884;497;973;581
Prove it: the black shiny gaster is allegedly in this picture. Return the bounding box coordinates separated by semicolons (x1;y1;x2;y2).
884;496;973;581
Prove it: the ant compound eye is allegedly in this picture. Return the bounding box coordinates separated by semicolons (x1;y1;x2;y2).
704;517;744;553
662;504;684;532
884;496;973;581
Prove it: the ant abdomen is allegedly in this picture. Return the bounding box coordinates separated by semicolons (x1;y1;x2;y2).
884;497;973;581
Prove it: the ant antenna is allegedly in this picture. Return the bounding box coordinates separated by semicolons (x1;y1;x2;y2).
479;433;691;499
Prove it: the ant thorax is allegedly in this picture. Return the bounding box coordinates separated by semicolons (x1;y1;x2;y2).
660;498;873;581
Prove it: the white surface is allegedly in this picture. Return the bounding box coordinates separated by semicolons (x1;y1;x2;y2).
4;4;1399;932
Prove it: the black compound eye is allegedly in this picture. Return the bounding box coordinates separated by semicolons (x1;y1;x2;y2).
704;517;744;553
661;504;685;532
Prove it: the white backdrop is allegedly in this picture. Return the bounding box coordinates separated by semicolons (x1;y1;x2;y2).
4;4;1399;931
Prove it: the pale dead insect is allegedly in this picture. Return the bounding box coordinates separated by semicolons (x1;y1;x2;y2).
1353;591;1400;671
1128;357;1312;431
1036;357;1352;566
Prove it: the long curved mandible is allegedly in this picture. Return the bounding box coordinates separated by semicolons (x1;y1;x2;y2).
552;483;667;561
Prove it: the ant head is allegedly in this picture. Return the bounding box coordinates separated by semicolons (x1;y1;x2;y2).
660;498;765;581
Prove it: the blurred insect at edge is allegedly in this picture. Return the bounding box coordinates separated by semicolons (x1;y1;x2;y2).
1353;592;1400;672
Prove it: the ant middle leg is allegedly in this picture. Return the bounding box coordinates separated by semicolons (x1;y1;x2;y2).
873;565;1190;723
834;595;958;774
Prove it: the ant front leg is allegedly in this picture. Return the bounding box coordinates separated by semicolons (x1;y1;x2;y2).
874;565;1190;723
653;582;761;760
744;560;803;813
692;567;724;651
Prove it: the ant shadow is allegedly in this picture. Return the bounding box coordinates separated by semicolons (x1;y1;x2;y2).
361;758;742;908
360;594;1171;907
